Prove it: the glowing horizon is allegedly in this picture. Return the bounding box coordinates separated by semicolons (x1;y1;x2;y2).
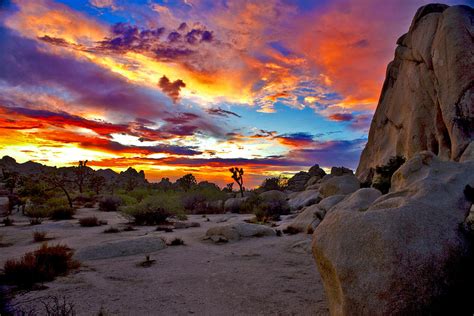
0;0;469;187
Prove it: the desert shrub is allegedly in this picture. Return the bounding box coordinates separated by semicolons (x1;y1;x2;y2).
26;197;74;219
42;296;76;316
2;244;79;287
183;192;207;213
79;216;106;227
30;218;42;226
2;217;13;226
258;177;288;192
372;156;406;194
99;196;122;212
122;195;184;225
73;194;95;205
33;231;48;242
283;226;300;235
167;237;185;246
241;193;290;222
123;225;136;231
126;188;152;203
176;213;188;221
103;227;120;234
50;207;75;220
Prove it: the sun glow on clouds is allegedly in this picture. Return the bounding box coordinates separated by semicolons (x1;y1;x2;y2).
2;0;467;187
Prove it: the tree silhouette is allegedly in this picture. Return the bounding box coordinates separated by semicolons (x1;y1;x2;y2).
89;175;106;195
176;174;197;191
74;160;90;194
43;171;73;208
229;167;244;197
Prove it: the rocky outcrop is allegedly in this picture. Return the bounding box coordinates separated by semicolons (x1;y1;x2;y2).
356;4;474;183
288;189;321;211
224;197;248;213
259;190;287;202
286;204;325;233
319;174;360;198
313;152;474;314
205;223;275;242
287;171;311;191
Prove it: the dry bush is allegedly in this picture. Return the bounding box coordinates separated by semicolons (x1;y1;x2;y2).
33;231;48;242
103;227;120;234
2;244;79;287
79;216;106;227
167;237;185;246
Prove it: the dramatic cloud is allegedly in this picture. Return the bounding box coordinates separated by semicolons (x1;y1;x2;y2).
206;108;241;118
89;0;119;11
158;76;186;103
2;0;467;186
328;113;355;122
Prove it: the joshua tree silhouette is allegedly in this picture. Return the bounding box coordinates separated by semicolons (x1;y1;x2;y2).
229;167;244;197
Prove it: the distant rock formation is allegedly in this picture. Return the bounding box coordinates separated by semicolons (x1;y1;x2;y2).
0;156;148;186
357;4;474;183
287;164;327;191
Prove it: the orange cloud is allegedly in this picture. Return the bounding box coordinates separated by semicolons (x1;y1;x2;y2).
6;0;107;44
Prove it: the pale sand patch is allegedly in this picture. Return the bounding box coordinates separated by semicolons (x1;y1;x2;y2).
1;209;329;315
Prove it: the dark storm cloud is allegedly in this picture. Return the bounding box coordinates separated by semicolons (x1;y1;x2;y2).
158;76;186;103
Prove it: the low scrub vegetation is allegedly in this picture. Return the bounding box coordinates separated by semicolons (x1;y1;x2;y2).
50;207;76;220
167;237;185;246
243;194;290;222
99;196;122;212
2;217;13;226
103;226;120;233
33;231;48;242
372;156;406;194
79;216;106;227
2;244;79;288
122;194;184;225
30;218;42;226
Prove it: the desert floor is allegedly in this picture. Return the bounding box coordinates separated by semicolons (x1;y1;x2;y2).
1;209;328;315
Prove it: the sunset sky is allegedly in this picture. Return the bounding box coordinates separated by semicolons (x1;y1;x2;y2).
0;0;469;187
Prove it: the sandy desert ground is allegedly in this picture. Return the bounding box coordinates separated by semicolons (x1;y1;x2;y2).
1;209;329;315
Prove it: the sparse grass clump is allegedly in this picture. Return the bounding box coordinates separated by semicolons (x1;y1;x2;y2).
103;227;120;234
123;225;136;232
2;217;13;226
50;207;75;220
30;218;42;226
372;156;406;194
2;244;79;287
33;231;48;242
167;237;185;246
137;255;156;268
79;216;106;227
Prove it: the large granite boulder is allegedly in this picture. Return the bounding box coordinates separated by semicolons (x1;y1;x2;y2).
356;4;474;183
319;174;360;198
286;204;325;234
308;164;327;179
259;190;287;202
313;152;474;314
224;197;248;213
288;189;321;211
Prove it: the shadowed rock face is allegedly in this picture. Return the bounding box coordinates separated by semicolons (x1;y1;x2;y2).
356;4;474;183
314;152;474;315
